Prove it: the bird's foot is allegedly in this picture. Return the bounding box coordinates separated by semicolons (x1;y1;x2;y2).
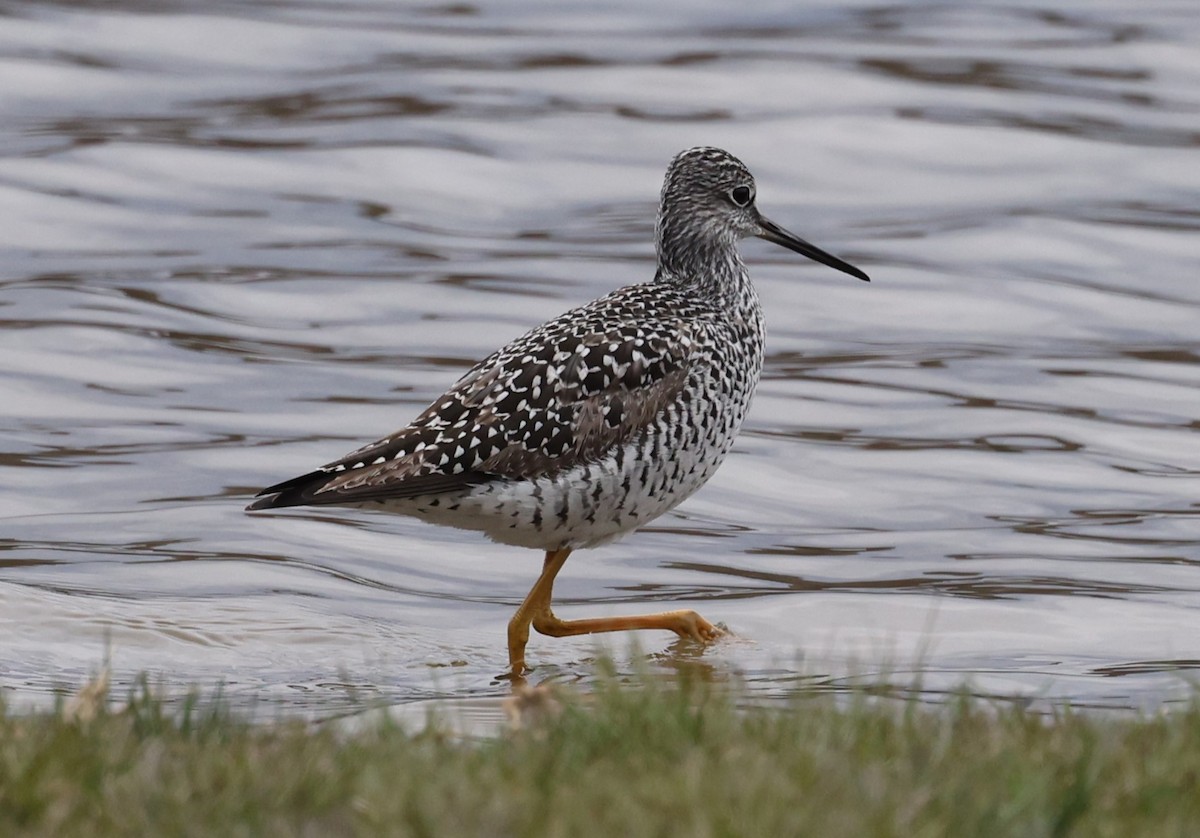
669;610;726;643
499;660;531;685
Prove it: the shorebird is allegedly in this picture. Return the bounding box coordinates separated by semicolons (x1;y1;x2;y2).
247;147;869;675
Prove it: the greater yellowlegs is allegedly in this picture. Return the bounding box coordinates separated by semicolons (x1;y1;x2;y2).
248;147;869;675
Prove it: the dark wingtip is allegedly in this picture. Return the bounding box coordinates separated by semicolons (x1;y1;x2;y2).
245;493;282;512
244;469;331;512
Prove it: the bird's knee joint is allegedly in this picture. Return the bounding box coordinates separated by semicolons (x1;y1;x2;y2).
532;611;567;637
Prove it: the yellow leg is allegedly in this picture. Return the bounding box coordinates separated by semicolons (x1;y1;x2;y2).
507;548;571;676
506;548;723;676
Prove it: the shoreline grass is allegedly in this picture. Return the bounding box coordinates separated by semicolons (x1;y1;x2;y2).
3;674;1200;837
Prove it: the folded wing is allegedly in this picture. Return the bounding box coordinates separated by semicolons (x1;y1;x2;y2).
247;287;704;511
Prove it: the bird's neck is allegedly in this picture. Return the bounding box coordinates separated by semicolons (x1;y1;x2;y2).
655;233;755;311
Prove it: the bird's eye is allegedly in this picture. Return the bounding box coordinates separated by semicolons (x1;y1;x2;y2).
729;185;753;207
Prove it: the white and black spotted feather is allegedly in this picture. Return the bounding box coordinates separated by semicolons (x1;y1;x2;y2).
251;283;708;508
248;147;868;550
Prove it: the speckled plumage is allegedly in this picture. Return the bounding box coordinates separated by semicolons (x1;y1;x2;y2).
248;147;868;672
253;272;766;542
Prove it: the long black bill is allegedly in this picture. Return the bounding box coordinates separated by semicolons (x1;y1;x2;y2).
756;214;870;282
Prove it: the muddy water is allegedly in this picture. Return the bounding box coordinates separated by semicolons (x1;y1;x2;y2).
1;1;1198;719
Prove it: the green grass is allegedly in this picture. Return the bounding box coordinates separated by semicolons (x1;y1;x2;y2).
3;673;1200;837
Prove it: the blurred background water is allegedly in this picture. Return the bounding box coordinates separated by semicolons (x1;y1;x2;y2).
1;0;1197;719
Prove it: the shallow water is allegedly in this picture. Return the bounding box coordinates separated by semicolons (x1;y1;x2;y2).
1;0;1198;719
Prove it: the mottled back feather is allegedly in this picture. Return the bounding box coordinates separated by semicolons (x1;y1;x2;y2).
249;283;709;509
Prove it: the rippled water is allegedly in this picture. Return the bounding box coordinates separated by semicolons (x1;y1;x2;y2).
2;1;1197;719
